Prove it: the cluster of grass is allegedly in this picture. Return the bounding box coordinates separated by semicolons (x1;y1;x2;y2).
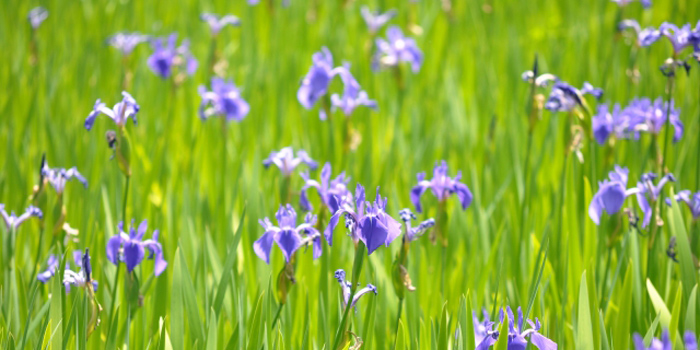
1;0;700;348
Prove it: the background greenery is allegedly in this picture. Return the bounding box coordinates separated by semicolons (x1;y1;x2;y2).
1;0;699;348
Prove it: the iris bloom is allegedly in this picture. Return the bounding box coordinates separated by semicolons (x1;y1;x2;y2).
411;161;473;213
521;71;559;87
106;220;167;276
331;65;378;116
474;307;557;350
619;20;662;47
299;162;352;213
544;81;602;112
373;26;423;73
325;184;402;255
360;7;397;33
37;254;60;283
636;173;675;228
399;209;435;241
41;160;88;194
334;269;377;309
659;23;696;55
591;97;683;144
200;13;241;36
85;91;140;131
147;34;198;79
298;47;340;114
107;32;148;55
198;77;250;121
611;0;651;8
263;147;318;176
28;7;48;29
589;166;636;224
38;251;99;292
254;205;322;264
667;190;700;219
633;331;672;350
0;204;42;231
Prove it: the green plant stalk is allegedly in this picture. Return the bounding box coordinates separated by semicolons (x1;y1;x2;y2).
660;73;676;174
122;175;130;223
332;242;366;350
392;298;404;350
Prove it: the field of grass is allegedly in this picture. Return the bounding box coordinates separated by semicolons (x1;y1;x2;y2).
1;0;700;348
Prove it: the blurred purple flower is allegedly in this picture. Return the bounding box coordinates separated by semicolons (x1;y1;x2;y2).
473;307;557;349
334;269;377;309
37;254;59;283
611;0;651;8
300;162;352;213
373;26;423;73
399;208;435;241
619;20;662;47
106;220;167;276
659;22;696;54
62;250;99;293
147;34;198;79
521;71;559;87
263;147;318;176
201;13;241;35
626;97;683;142
28;7;48;29
411;161;472;213
198;77;250;122
589;166;636;224
325;184;402;254
545;81;602;112
360;6;397;33
298;47;341;114
0;204;42;231
41;159;88;194
254;205;322;263
85;91;140;130
633;331;672;350
636;173;675;228
107;32;148;55
331;65;377;116
666;190;700;219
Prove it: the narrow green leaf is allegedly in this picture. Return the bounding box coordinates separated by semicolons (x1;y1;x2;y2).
170;248;185;350
646;279;672;328
178;247;206;343
576;271;594;350
438;302;448;350
494;310;508;350
462;292;475;350
686;285;697;334
614;263;633;350
246;292;265;350
669;284;683;348
206;308;218;350
668;191;697;303
213;207;246;316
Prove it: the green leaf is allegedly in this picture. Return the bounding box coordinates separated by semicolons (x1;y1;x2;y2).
585;268;601;350
206;308;218;350
576;271;594;350
213;207;246;316
494;310;508;350
646;279;672;328
246;292;265;350
178;247;205;343
669;284;683;349
668;190;697;303
461;292;475;350
438;302;448;350
170;248;185;350
686;285;697;335
614;263;634;350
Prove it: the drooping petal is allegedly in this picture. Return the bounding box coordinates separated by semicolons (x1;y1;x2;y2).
106;234;124;265
454;182;473;210
253;231;275;264
358;216;390;255
123;240;145;273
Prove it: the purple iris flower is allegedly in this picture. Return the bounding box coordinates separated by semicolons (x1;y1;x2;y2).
589;166;638;224
263;147;318;176
659;22;696;54
399;208;435;241
147;34;198;79
201;13;241;36
198;77;250;121
686;332;699;350
85;91;140;131
373;26;423;73
325;184;402;255
37;254;60;283
107;32;148;55
521;71;559;87
334;269;377;309
331;65;378;116
0;204;42;231
360;6;397;33
299;162;352;213
633;331;672;350
473;307;557;350
581;82;604;99
411;161;473;213
626;97;683;142
254;205;322;264
106;220;167;276
636;173;675;228
545;81;602;112
60;250;99;293
298;47;340;115
41;160;88;194
27;7;48;29
619;20;662;47
611;0;651;8
667;190;700;219
592;104;615;145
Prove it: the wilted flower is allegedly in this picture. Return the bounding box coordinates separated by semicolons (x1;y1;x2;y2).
41;160;88;194
619;20;662;47
331;65;378;116
474;306;557;349
636;172;675;228
373;26;423;73
411;161;473;213
200;13;241;36
399;208;435;241
107;32;148;55
198;77;250;121
85;91;140;131
147;34;198;79
545;81;602;112
298;47;340;114
334;269;377;309
360;7;397;33
589;166;636;224
106;220;167;276
521;71;559;87
28;7;48;29
325;184;402;255
666;189;700;219
300;162;352;213
263;147;318;176
254;205;322;264
0;204;42;231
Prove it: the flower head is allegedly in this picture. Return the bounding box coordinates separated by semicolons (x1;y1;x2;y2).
325;185;402;255
334;269;377;309
619;20;662;47
633;331;672;350
473;306;557;349
636;172;675;228
625;97;683;142
300;162;352;213
198;77;250;122
107;32;148;55
201;13;241;35
611;0;651;8
37;254;59;283
545;81;602;112
330;65;377;116
63;250;99;293
85;91;140;131
666;190;700;219
254;205;322;264
106;220;167;276
0;204;42;231
399;208;435;241
41;159;88;194
263;147;318;176
147;34;198;79
411;161;473;213
373;26;423;73
360;7;397;33
589;166;635;224
298;47;339;113
659;22;696;54
28;7;48;29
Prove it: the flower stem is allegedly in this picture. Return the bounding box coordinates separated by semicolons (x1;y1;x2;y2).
392;298;404;350
122;175;130;223
332;242;366;350
660;74;676;174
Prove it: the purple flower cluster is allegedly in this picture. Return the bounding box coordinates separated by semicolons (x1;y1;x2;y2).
41;159;88;194
473;307;557;349
622;20;700;56
198;77;250;122
38;250;99;293
263;147;318;176
634;330;697;350
611;0;651;8
592;97;683;145
411;161;473;213
85;91;140;131
147;34;198;79
300;162;352;213
107;32;149;56
254;205;322;264
106;220;167;276
373;26;423;73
